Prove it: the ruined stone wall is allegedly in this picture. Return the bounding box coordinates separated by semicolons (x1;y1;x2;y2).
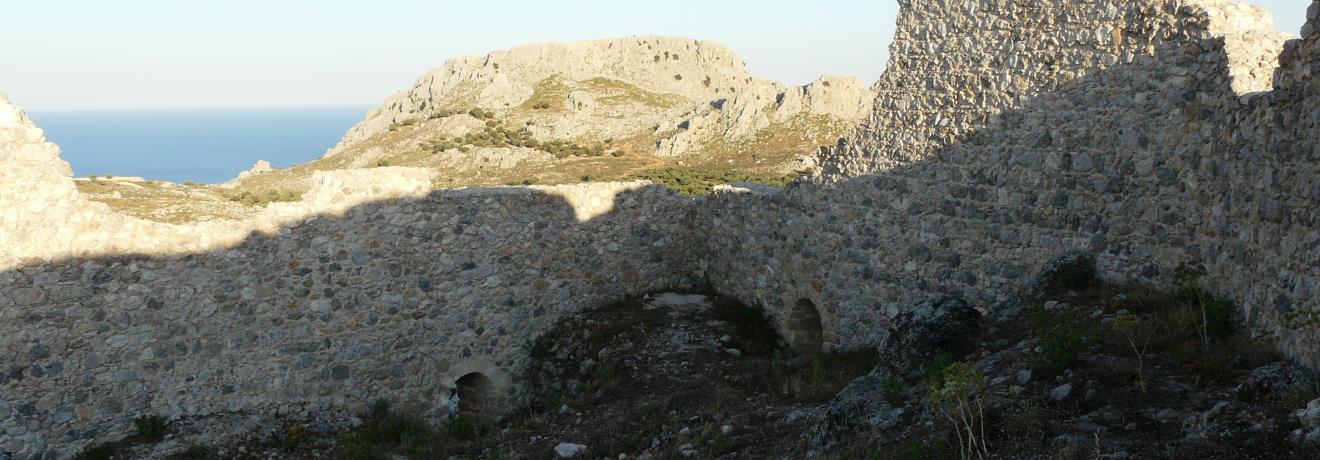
0;96;699;458
4;1;1320;458
1219;0;1320;371
698;0;1320;365
821;0;1287;179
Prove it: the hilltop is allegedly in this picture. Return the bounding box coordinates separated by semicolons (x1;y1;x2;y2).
72;37;874;223
203;37;873;208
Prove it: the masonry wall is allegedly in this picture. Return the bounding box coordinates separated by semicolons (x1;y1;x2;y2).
4;1;1320;458
0;100;699;458
698;0;1320;365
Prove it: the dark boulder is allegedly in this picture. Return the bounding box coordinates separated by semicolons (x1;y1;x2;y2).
1234;362;1318;400
810;372;909;449
877;297;982;376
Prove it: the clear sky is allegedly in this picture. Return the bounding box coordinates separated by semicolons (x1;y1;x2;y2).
0;0;1307;111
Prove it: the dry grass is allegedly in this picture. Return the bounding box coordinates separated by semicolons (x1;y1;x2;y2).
76;180;255;224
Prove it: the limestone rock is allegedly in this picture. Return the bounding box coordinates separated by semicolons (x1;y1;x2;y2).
236;160;273;180
325;36;874;162
554;442;588;458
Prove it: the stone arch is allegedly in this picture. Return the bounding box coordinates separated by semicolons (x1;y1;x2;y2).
785;298;824;354
455;372;494;418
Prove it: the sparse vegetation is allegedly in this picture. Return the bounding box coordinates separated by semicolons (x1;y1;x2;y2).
224;189;303;207
1176;265;1235;347
134;415;169;442
881;375;906;404
74;414;171;460
1037;323;1086;376
929;363;989;460
167;444;219;460
1114;311;1153;393
389;117;421;130
629;167;798;196
336;400;492;460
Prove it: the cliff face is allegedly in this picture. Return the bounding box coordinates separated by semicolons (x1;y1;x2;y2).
326;36;873;161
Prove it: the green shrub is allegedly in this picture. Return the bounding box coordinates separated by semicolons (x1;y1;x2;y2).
923;349;956;386
592;364;619;382
168;444;218;459
628;167;797;196
881;375;906;404
1038;324;1086;376
1177;283;1235;346
134;415;169;442
75;444;118;460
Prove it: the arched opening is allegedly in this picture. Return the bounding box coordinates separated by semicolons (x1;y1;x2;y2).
786;298;824;354
455;372;494;418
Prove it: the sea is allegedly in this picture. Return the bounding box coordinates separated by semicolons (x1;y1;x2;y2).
27;106;372;184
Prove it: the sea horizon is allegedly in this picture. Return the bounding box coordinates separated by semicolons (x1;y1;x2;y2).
27;105;372;184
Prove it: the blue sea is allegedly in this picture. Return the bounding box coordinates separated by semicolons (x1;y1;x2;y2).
27;107;371;184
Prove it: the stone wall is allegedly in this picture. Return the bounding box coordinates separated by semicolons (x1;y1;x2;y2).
699;0;1320;366
0;95;700;458
5;1;1320;458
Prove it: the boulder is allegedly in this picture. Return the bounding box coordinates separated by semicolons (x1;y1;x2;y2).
809;372;908;449
877;297;982;375
554;442;588;458
1292;398;1320;444
1234;363;1318;400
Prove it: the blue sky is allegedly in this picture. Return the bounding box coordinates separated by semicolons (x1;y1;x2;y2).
0;0;1307;110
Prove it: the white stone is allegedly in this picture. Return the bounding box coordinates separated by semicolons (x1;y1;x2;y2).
555;442;588;458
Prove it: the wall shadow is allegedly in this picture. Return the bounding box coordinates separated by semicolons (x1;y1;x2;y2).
697;1;1319;367
0;182;699;457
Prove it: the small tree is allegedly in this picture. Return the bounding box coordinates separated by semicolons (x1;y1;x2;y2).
1114;312;1152;393
930;362;989;460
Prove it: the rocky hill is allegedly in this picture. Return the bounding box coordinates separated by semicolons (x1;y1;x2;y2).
220;36;873;201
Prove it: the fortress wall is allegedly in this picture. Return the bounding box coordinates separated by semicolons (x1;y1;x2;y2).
699;0;1320;363
3;1;1319;458
822;0;1287;179
1221;0;1320;371
0;96;699;458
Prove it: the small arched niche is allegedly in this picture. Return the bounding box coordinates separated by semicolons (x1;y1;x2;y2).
786;298;824;354
455;372;494;418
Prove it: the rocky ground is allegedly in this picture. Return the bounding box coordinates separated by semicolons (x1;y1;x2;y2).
74;266;1320;460
74;178;258;224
